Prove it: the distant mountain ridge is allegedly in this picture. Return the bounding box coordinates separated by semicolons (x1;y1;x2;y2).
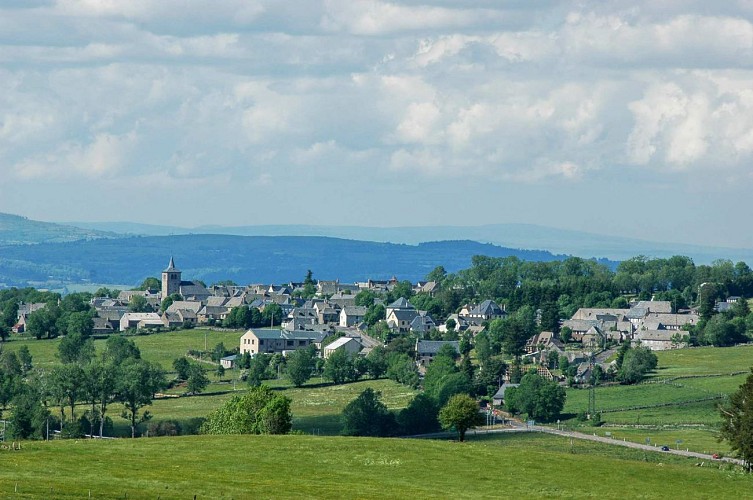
68;219;753;264
0;234;595;288
0;212;115;245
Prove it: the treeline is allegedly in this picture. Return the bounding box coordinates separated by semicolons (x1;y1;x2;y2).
1;335;166;440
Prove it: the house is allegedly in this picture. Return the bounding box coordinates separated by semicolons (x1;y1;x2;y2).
120;312;163;331
323;336;363;358
386;308;420;332
467;300;506;322
635;330;687;351
492;383;520;406
92;317;115;335
197;305;230;324
339;306;367;327
525;331;554;354
415;340;459;369
240;328;328;356
409;313;436;335
220;354;238;369
641;312;699;331
385;297;415;318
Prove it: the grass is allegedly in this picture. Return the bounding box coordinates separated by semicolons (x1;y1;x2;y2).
1;433;750;499
1;329;244;372
568;426;730;455
654;345;753;377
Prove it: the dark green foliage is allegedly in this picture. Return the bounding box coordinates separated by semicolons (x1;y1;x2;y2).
323;349;357;384
103;336;141;363
8;384;49;440
398;393;440;435
186;364;210;395
285;348;316;387
128;294;151;313
117;358;167;438
247;353;272;387
211;342;229;362
201;385;291;435
719;369;753;471
617;345;658;384
341;388;396;437
701;315;747;347
423;355;470;406
505;372;566;422
386;352;419;388
57;332;95;365
173;357;191;380
365;346;388;379
438;393;482;442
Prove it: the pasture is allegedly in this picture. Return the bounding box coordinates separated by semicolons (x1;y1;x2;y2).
0;433;750;499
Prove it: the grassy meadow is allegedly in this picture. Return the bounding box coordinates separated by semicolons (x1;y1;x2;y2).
1;433;750;499
1;329;417;437
562;345;753;454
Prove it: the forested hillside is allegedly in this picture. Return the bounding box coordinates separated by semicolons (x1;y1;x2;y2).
0;234;583;287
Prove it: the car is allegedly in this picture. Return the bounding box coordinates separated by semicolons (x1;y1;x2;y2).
712;453;720;459
661;446;670;451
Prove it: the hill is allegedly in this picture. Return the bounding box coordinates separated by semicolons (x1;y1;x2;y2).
0;212;114;245
0;234;594;287
1;433;749;499
69;219;753;264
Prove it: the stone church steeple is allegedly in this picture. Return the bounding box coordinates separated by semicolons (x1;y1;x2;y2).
162;256;181;300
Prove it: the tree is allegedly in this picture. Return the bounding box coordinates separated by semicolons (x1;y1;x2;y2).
201;385;291;435
211;342;228;362
57;332;95;365
137;277;161;291
247;353;272;387
324;349;357;384
341;388;396;437
66;311;94;337
85;360;118;438
365;346;388;379
505;371;566;422
173;357;191;380
26;306;60;339
286;347;316;387
117;359;166;438
49;364;85;430
8;384;49;440
618;345;658;384
17;345;33;374
186;364;210;395
302;270;316;299
128;294;151;313
386;353;419;388
438;393;482;442
103;336;141;364
720;369;753;472
398;393;440;435
160;293;182;313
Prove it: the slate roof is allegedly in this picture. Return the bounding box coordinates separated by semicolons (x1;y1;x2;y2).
416;340;459;355
388;297;414;310
164;256;179;272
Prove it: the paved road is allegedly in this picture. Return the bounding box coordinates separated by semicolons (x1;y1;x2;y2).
415;421;745;467
508;420;745;466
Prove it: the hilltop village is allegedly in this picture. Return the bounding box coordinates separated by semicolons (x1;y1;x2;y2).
10;257;722;385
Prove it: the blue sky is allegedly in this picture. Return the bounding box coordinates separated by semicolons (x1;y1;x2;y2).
2;1;753;248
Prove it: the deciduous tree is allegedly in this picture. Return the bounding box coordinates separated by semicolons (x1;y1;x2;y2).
438;393;482;442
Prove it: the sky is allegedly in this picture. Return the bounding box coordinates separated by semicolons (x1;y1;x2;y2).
2;1;753;248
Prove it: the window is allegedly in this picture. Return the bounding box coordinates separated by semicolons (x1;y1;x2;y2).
286;340;294;347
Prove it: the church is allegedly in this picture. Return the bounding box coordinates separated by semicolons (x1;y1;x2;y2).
161;257;210;302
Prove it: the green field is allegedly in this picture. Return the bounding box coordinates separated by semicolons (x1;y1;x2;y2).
559;345;753;455
2;329;244;371
0;433;750;499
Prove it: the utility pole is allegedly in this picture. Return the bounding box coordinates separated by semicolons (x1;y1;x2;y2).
588;351;596;419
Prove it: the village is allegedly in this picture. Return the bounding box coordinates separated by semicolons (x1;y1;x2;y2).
10;257;716;389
